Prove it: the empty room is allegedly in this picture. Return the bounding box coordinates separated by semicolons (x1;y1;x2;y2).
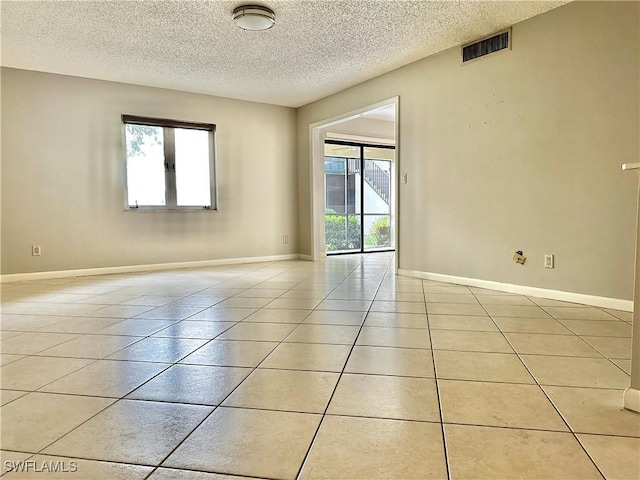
1;0;639;479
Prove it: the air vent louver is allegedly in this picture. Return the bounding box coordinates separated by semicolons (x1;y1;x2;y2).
462;30;510;63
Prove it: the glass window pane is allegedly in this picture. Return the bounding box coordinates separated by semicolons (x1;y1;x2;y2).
325;143;360;158
325;172;346;214
324;145;361;216
364;214;391;249
125;124;165;206
175;128;211;207
325;214;361;253
363;159;391;214
364;146;395;161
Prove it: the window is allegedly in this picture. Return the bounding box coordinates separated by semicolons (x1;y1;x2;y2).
122;115;217;210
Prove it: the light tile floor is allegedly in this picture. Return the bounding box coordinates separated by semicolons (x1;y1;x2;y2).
1;253;638;479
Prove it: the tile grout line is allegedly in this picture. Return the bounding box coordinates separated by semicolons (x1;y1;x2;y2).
4;333;629;396
2;418;634;480
2;257;630;478
524;295;632;376
0;449;280;480
8;369;633;407
1;268;288;476
134;265;308;480
91;271;317;402
469;290;608;480
14;315;227;396
146;254;377;479
293;253;394;480
13;313;232;462
423;280;453;480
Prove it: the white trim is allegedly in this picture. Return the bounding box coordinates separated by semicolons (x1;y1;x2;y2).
393;99;400;274
308;96;400;263
0;254;303;283
309;125;325;261
324;132;395;147
298;254;314;261
397;268;634;312
623;388;640;413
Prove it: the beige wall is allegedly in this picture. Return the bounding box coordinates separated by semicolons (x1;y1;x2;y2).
1;68;298;274
297;1;639;300
2;2;638;302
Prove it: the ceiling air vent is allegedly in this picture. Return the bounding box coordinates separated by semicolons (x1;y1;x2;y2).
462;29;511;63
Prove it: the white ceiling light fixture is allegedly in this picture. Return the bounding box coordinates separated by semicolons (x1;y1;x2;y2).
233;5;275;31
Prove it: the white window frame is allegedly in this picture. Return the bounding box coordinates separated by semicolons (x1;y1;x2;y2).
122;115;218;211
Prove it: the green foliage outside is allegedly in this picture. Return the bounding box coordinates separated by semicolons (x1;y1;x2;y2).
325;214;361;251
125;124;162;158
365;216;390;248
325;214;391;251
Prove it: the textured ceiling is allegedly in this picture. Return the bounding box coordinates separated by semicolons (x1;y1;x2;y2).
1;1;568;108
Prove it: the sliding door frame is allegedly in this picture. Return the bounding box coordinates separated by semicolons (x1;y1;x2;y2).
324;139;396;255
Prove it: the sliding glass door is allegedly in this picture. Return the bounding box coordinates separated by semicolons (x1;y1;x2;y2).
324;141;395;254
324;144;361;253
363;146;393;251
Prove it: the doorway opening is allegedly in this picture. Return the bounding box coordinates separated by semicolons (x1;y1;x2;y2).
309;97;399;263
324;140;395;254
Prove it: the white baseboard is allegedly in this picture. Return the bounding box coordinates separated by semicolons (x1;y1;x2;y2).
298;254;314;261
397;269;633;312
623;387;640;413
0;254;304;283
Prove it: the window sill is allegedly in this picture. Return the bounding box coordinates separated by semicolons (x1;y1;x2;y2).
123;207;219;212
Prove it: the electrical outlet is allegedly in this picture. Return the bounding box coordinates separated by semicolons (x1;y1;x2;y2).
283;234;289;244
401;172;408;184
32;245;41;256
544;254;554;269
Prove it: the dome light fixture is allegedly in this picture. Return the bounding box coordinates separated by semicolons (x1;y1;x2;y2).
233;5;275;31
